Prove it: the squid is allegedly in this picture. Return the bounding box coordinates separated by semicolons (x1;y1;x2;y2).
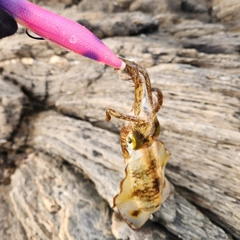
106;58;172;229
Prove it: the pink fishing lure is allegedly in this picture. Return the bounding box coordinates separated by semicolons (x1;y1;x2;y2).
0;0;125;69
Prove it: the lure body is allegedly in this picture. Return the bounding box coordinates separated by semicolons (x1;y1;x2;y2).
106;59;172;229
0;0;124;69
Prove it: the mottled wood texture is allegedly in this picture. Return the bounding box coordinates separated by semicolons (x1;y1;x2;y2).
0;0;239;239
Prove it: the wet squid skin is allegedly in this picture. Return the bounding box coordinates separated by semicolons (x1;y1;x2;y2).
0;0;125;69
106;58;172;229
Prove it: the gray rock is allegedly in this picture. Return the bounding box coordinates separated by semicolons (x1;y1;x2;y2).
0;0;239;239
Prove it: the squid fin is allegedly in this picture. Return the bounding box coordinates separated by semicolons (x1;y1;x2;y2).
114;162;150;229
161;177;172;203
116;198;150;229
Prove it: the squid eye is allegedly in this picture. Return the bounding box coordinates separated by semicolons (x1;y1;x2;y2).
127;133;137;149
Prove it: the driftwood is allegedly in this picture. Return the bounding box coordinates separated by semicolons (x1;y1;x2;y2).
0;0;239;239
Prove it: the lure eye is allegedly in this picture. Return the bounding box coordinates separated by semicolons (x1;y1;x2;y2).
127;133;137;149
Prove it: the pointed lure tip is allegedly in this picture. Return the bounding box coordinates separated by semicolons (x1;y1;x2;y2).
119;60;126;70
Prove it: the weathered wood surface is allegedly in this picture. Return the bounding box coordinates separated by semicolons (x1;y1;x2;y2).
0;0;239;239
